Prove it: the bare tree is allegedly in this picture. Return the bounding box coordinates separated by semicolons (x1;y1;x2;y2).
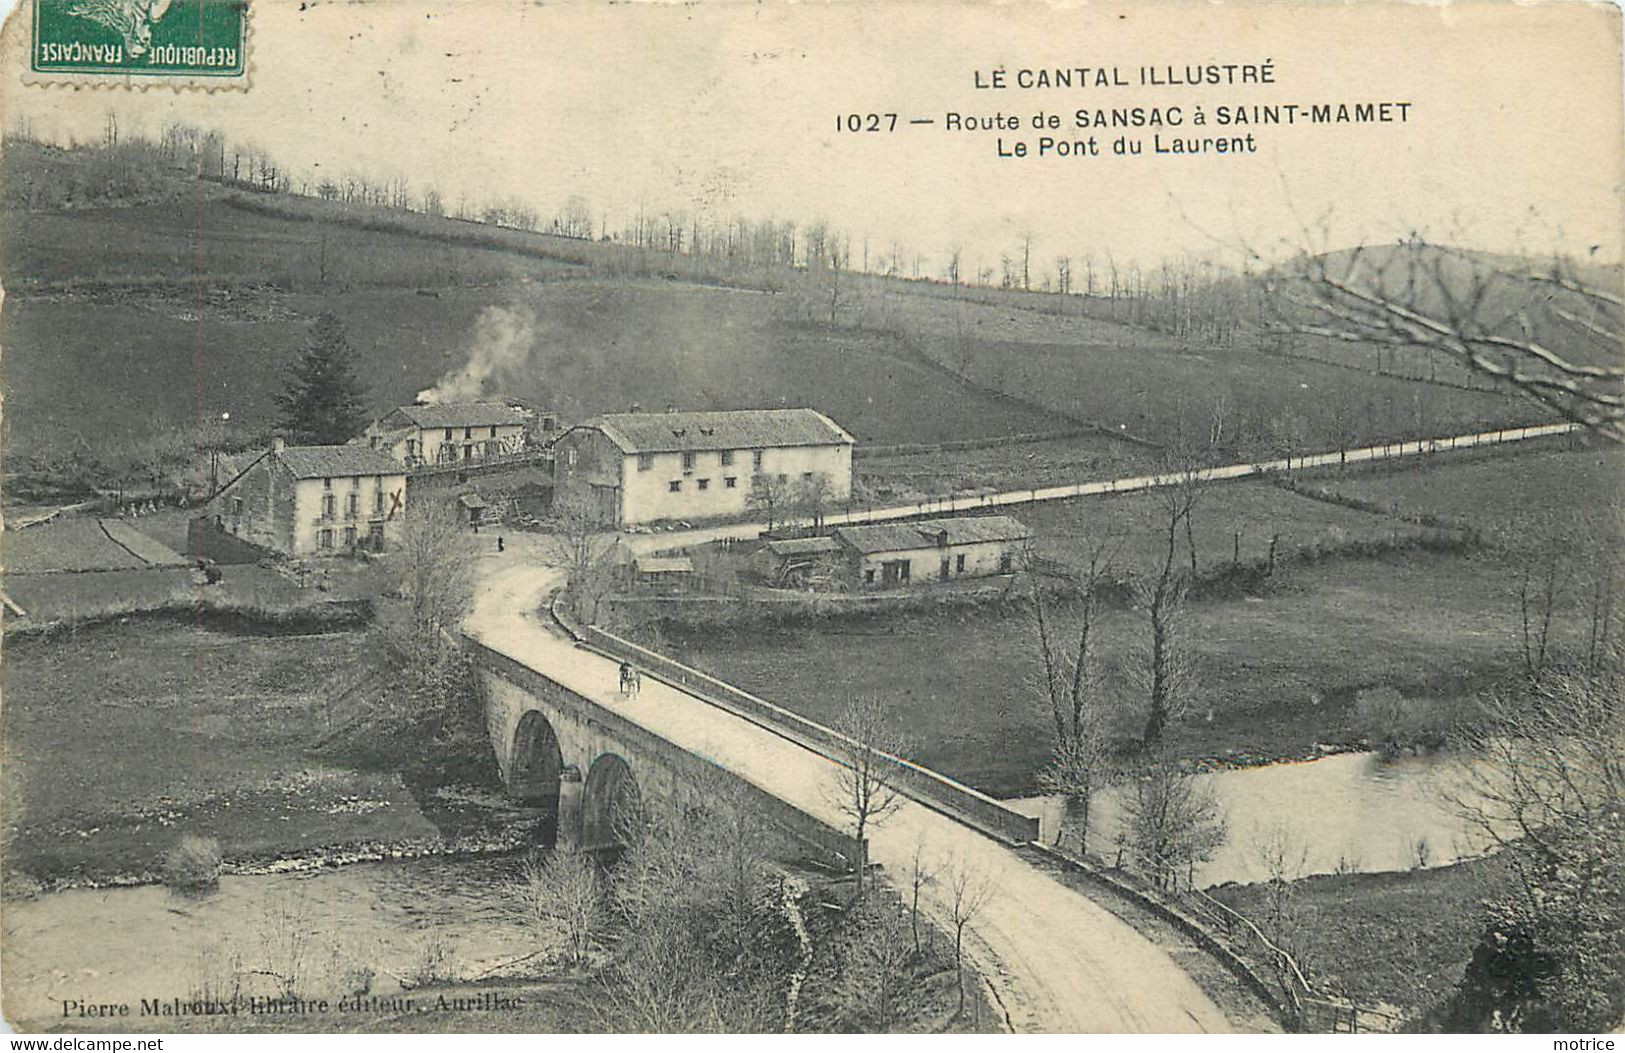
745;471;794;531
836;895;917;1030
395;493;477;639
1442;664;1624;1030
1136;453;1203;751
1122;763;1227;893
828;695;909;893
506;848;603;966
1267;238;1624;441
793;471;836;531
544;492;619;621
1028;537;1121;854
907;836;935;958
941;852;995;1015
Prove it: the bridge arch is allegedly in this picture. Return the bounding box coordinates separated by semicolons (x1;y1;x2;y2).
581;753;643;852
509;710;565;841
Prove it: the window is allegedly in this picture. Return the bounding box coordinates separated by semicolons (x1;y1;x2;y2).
318;528;333;549
323;477;332;491
777;473;788;484
999;553;1014;573
406;439;417;457
566;447;578;468
351;476;360;489
637;453;654;472
489;426;498;439
374;489;385;514
346;492;359;518
724;476;737;489
464;426;473;439
321;493;337;519
231;497;244;516
681;451;696;472
697;478;710;491
343;526;357;547
956;553;967;573
463;444;473;460
444;428;453;441
752;449;764;469
865;569;875;584
669;480;682;492
720;450;735;466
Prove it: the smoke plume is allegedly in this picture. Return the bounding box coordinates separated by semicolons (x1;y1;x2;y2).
416;305;536;404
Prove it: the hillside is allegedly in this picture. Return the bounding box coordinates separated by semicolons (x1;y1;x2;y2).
0;141;1547;467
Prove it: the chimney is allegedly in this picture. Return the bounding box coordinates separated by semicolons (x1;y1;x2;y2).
271;437;286;454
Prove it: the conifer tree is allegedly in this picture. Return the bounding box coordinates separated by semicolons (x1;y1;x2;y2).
276;312;369;444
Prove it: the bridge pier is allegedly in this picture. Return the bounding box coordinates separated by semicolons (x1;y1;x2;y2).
556;765;585;853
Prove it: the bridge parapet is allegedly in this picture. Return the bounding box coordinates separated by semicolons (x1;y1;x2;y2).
579;624;1041;846
462;633;864;872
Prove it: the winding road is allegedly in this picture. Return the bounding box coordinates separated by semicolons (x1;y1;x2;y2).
462;421;1575;1031
466;545;1235;1033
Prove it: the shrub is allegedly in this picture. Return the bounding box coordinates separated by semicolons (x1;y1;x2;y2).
160;834;223;893
1353;686;1448;755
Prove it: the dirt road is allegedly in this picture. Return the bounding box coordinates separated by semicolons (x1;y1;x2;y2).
465;545;1235;1033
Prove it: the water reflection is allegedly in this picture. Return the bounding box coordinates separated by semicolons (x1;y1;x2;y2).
1011;750;1494;887
1;855;539;1029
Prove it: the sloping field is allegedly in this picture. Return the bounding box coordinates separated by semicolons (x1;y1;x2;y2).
1309;444;1623;540
1;517;146;573
0;277;1072;456
913;331;1542;454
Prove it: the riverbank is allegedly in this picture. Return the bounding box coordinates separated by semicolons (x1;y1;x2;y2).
650;550;1520;796
1208;854;1512;1023
0;619;515;889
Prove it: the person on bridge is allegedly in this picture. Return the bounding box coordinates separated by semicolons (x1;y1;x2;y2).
619;661;641;697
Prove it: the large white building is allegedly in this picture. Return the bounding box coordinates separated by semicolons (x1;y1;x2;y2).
201;439;408;557
552;408;854;526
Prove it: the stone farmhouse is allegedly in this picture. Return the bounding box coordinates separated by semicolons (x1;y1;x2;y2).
356;402;532;468
552;408;854;526
200;439;408;557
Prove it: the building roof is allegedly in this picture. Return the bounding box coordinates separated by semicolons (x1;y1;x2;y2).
579;408;853;454
276;444;407;479
834;515;1031;555
763;536;843;557
387;402;530;429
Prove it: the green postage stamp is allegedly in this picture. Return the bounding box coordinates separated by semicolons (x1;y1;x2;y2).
29;0;247;86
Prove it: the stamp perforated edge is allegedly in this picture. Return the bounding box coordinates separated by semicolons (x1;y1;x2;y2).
16;0;253;93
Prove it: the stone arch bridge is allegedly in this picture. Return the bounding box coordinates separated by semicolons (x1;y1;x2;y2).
466;636;864;863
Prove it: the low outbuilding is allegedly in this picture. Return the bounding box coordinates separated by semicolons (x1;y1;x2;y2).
834;514;1030;588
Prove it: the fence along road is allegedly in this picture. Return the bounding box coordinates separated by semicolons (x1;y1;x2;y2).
472;421;1574;1030
623;421;1579;554
466;553;1237;1033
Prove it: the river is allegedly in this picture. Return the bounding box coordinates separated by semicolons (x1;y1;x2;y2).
1;855;544;1031
1010;749;1495;888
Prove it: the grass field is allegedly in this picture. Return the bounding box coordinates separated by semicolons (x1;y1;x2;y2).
1;517;147;573
1305;443;1624;541
915;331;1542;455
856;435;1157;502
2;147;1545;465
657;549;1537;796
1018;479;1442;580
0;621;440;885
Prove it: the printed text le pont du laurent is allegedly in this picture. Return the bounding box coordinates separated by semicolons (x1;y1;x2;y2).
832;62;1413;159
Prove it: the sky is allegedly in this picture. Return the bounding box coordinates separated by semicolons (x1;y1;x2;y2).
2;0;1621;278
